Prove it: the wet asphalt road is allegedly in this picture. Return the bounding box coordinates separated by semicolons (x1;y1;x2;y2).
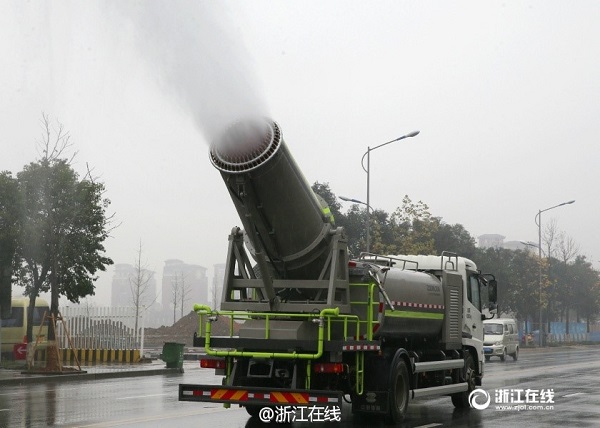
0;346;598;427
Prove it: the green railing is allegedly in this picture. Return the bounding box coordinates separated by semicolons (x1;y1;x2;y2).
194;305;346;360
193;281;380;394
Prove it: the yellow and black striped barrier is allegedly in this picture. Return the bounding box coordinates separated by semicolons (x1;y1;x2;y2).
60;348;141;364
31;348;141;364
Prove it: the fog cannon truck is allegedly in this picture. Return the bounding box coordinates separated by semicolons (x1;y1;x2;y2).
178;119;498;423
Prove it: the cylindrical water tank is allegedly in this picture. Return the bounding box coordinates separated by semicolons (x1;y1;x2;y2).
375;267;445;338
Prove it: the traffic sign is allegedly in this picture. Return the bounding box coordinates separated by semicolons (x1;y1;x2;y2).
13;343;27;360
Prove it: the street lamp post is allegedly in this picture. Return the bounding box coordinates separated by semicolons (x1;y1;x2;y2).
339;196;371;210
360;131;420;253
339;196;372;252
535;200;575;347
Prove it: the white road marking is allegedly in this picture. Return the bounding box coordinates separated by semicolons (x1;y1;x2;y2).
563;392;585;397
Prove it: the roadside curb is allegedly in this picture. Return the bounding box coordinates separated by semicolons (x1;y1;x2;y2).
0;367;183;386
519;343;600;353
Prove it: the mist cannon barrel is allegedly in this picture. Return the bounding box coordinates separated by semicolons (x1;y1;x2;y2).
210;119;334;279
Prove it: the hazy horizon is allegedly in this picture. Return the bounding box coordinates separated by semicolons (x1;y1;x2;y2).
2;1;598;307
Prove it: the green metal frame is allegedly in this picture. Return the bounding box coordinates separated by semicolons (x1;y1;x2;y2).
194;305;344;359
193;280;380;395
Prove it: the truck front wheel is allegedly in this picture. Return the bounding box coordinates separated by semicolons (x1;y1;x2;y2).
512;347;519;361
451;352;476;409
385;357;409;424
500;348;507;362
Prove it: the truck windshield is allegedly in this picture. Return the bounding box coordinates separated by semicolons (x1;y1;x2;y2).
484;324;503;335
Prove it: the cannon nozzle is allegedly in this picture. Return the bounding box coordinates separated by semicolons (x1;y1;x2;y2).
210;118;334;280
210;119;281;174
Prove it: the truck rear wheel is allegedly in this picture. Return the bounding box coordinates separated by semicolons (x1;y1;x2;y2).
245;405;262;418
451;353;476;409
385;357;409;424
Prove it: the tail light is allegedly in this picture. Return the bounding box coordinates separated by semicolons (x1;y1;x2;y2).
200;358;226;369
314;363;345;374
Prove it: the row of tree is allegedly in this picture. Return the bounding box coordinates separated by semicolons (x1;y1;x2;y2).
1;112;597;372
0;116;114;369
313;182;600;332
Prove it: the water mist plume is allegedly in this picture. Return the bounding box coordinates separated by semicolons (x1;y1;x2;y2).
113;1;270;145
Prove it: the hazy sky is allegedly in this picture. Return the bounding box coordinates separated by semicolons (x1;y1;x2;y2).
1;1;598;307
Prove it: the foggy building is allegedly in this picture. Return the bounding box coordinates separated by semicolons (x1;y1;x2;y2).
503;241;530;251
111;264;133;307
162;259;208;322
478;234;505;249
478;235;533;252
212;263;226;310
110;263;158;309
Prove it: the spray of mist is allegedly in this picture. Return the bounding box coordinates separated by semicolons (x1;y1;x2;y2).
112;1;270;146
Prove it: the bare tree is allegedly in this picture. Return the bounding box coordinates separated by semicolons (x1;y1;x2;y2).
170;272;192;323
179;273;193;319
211;280;221;310
37;113;77;164
130;240;156;335
557;232;579;264
540;219;561;334
557;232;580;335
542;218;560;259
80;296;97;318
171;275;180;324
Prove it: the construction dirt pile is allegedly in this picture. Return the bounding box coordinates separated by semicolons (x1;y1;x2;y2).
144;311;240;348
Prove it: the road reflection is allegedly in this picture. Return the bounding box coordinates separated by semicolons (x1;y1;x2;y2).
238;400;486;428
46;385;56;426
24;384;58;427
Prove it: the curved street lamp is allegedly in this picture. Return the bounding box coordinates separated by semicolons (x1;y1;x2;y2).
535;200;575;347
339;196;372;209
339;196;373;253
360;131;420;253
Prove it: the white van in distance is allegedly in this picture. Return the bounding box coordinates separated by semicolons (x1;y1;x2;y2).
483;318;519;362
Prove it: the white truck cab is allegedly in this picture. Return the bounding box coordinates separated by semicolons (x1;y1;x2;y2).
483;318;519;361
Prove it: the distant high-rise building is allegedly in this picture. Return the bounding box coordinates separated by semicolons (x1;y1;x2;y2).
478;234;533;252
111;264;134;307
111;263;157;309
212;263;226;309
503;241;530;251
162;259;208;322
478;234;505;249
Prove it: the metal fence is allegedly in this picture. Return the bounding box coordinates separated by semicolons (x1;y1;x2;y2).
57;306;145;355
547;332;600;343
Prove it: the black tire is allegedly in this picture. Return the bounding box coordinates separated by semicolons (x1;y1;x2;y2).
485;356;490;362
500;348;506;362
512;347;519;361
385;357;410;424
245;405;262;418
451;352;476;409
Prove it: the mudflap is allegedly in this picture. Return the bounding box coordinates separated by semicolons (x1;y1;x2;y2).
351;352;394;415
351;391;389;415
